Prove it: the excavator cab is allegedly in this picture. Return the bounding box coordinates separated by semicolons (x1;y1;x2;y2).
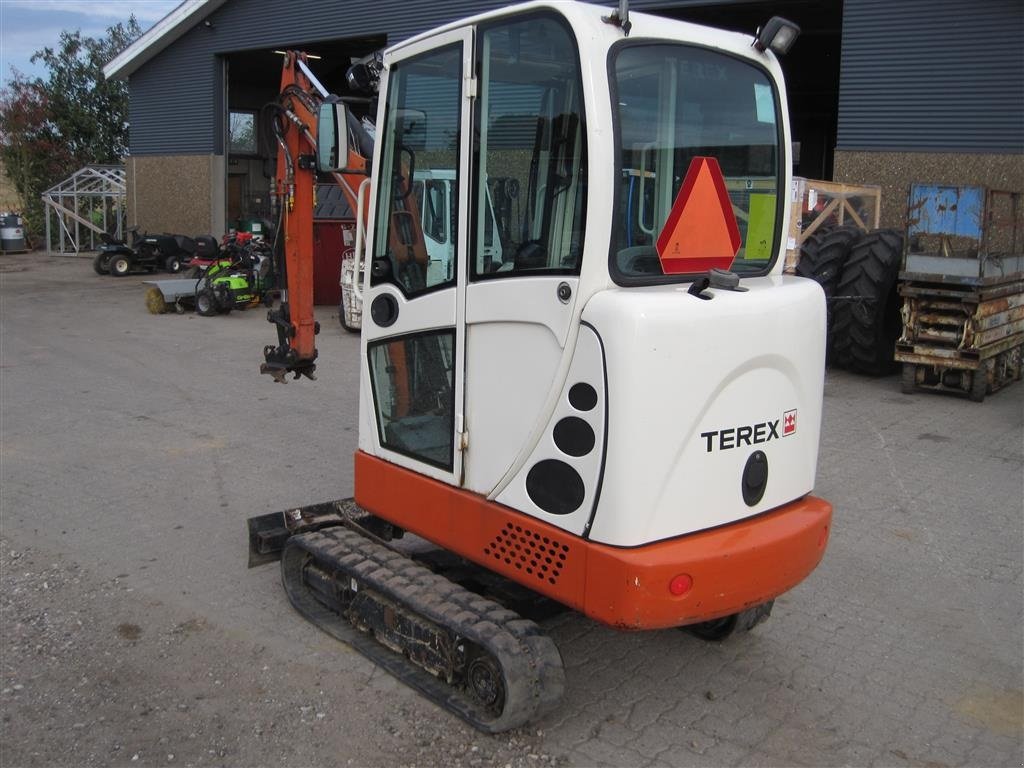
261;1;831;733
344;3;829;617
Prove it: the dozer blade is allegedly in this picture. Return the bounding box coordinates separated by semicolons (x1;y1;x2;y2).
247;501;347;568
247;511;291;567
280;525;565;733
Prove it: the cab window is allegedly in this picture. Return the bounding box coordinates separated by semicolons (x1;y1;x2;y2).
372;45;461;296
473;15;587;278
611;44;781;282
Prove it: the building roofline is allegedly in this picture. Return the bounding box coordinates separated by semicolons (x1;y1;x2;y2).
103;0;229;81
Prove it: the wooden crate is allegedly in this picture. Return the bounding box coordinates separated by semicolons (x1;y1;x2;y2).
783;178;881;273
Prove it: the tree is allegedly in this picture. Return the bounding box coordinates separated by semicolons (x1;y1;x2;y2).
31;18;142;163
0;76;73;233
0;17;141;234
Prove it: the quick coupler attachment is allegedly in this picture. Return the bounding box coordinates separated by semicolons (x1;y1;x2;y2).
260;344;318;382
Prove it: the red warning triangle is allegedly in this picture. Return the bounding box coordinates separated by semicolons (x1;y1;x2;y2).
655;157;741;274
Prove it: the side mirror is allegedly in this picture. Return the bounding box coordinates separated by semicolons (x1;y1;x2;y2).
317;100;351;173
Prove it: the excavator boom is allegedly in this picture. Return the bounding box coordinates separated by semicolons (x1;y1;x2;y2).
260;51;370;382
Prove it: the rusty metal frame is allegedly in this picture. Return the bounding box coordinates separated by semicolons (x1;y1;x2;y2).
897;184;1023;400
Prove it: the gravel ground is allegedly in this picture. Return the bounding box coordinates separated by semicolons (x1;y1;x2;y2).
0;538;565;768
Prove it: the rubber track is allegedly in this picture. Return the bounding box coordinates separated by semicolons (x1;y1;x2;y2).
832;229;904;374
280;526;565;733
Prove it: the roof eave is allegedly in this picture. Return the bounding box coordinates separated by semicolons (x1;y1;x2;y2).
103;0;229;81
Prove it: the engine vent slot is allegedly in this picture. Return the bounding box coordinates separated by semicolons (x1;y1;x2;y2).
483;522;570;585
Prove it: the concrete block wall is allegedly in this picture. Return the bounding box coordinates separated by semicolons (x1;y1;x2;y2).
833;151;1024;231
126;154;225;238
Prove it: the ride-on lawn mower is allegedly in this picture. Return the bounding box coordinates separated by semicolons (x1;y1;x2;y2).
195;247;272;316
142;233;273;315
181;235;224;275
94;228;197;275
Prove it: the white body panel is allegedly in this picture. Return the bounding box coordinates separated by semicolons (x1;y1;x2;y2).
582;276;825;546
495;324;606;536
462;277;578;494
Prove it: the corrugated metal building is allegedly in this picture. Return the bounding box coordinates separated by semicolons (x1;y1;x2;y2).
833;0;1023;225
105;0;1023;236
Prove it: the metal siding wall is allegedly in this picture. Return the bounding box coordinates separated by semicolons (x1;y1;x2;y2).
126;0;734;155
127;0;507;154
838;0;1024;152
129;31;220;154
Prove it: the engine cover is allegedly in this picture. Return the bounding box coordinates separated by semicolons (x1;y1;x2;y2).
582;275;826;546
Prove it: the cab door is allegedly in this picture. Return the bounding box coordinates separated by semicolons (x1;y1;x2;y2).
462;13;589;498
358;29;473;487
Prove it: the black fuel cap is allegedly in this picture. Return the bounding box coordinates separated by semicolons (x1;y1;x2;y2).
742;451;768;506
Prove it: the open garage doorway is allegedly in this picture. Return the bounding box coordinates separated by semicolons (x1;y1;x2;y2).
221;35;385;234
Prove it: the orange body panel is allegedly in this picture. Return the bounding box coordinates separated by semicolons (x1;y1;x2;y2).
354;452;832;630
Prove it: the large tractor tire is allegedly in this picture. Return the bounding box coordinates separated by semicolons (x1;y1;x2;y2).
797;225;862;361
794;231;821;275
831;229;905;375
796;225;860;298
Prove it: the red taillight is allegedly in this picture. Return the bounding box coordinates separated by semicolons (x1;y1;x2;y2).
669;574;693;596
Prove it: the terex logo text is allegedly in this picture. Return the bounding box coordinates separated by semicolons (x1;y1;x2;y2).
700;410;798;453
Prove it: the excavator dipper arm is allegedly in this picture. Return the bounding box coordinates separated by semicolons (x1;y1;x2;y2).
260;51;369;382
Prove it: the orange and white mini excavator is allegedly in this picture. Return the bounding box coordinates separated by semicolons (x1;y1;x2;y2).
248;1;832;733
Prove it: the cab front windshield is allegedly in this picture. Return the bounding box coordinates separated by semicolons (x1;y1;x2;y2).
612;44;781;281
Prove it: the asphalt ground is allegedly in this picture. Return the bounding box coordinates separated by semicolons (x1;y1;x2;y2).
1;252;1021;767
